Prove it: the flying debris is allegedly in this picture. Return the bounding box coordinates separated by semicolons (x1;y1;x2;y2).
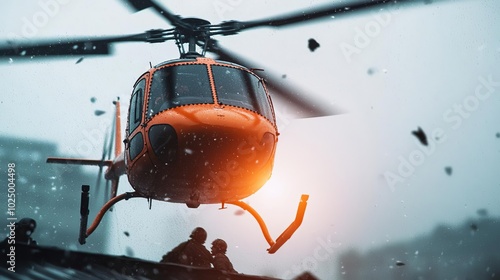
444;166;452;176
470;224;478;231
367;67;376;75
94;110;106;116
308;38;320;52
412;127;428;146
75;57;84;64
90;97;97;103
395;261;405;266
124;231;130;237
477;208;488;217
282;74;287;79
496;132;500;138
125;246;135;257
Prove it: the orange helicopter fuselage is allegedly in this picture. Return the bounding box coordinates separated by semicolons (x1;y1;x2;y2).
124;57;278;206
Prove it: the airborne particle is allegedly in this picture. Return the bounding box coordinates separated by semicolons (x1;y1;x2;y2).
125;246;134;257
308;38;320;52
282;74;287;79
90;97;97;103
94;110;106;116
477;208;488;217
496;132;500;138
75;57;84;64
412;127;428;146
124;231;130;237
444;166;452;176
367;68;376;75
470;224;478;231
396;261;405;266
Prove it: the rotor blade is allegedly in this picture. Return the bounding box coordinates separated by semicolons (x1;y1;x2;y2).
0;32;158;59
94;121;111;197
107;113;116;161
95;165;104;197
208;39;343;118
219;0;451;33
105;179;111;203
121;0;191;30
47;158;112;166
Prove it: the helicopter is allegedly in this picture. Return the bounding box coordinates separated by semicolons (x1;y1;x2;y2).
0;0;457;254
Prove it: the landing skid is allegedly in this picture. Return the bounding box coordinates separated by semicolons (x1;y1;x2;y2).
226;195;309;254
78;184;308;253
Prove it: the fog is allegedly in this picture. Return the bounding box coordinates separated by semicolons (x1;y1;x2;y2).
1;1;499;279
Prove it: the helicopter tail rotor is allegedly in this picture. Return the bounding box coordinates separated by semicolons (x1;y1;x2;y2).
101;100;119;201
95;116;114;201
47;98;124;199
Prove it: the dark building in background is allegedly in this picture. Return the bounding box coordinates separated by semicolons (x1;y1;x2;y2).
0;135;108;252
337;215;500;280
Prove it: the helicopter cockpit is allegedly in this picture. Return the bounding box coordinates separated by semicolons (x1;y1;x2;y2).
147;62;275;124
148;64;212;118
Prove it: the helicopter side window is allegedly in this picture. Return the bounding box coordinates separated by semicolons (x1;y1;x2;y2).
129;79;145;132
148;64;213;118
212;65;274;123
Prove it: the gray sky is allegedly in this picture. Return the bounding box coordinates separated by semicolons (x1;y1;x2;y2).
1;0;500;278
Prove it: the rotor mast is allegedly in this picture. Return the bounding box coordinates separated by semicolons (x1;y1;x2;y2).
175;18;211;58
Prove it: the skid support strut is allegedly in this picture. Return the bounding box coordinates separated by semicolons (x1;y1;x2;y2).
227;194;309;254
78;185;145;245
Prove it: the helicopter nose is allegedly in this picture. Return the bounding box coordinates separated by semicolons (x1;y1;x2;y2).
176;107;277;184
143;105;278;202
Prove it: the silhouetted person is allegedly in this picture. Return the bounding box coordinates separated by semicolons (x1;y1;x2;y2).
15;218;37;245
211;238;237;273
160;227;212;268
1;218;37;248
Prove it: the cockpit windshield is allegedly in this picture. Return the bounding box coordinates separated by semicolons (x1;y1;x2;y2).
148;64;213;118
212;65;274;123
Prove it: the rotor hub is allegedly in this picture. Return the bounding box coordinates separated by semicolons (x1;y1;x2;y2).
175;18;212;58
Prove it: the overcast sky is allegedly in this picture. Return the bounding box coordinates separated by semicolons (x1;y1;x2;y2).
1;0;500;278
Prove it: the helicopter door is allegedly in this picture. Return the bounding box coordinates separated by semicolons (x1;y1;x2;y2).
127;78;146;162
